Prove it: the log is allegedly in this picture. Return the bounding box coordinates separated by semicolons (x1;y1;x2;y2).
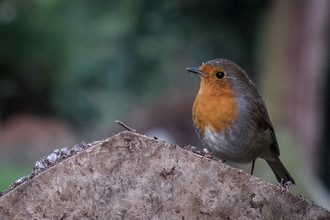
0;131;329;219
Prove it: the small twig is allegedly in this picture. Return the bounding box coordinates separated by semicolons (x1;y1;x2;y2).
115;120;136;132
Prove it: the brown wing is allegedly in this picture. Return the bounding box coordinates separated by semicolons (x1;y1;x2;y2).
250;96;280;156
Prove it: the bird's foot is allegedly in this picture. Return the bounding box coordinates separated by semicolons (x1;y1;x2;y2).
277;179;292;191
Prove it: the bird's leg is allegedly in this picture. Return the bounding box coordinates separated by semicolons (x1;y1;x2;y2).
251;159;256;175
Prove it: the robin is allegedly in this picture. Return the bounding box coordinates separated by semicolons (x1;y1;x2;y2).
187;58;295;184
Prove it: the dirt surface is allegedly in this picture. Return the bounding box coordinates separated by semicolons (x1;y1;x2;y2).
0;131;329;219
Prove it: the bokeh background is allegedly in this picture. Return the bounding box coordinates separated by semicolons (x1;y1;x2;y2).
1;0;330;209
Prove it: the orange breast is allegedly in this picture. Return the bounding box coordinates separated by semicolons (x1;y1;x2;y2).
193;81;237;134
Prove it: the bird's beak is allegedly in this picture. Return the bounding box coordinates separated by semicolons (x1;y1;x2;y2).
186;67;204;76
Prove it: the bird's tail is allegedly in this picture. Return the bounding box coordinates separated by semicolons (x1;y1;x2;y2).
266;158;296;184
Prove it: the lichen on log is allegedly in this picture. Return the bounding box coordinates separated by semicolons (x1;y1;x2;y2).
0;131;329;219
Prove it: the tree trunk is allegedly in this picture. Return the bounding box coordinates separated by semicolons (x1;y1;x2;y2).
0;131;329;219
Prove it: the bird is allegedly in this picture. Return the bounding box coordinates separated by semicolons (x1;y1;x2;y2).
186;58;295;184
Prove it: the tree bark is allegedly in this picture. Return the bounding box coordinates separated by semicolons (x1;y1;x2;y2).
0;131;329;219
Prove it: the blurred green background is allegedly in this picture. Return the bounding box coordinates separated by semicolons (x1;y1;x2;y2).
1;0;330;209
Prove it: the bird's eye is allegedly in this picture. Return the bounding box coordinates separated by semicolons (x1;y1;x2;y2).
216;72;225;79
